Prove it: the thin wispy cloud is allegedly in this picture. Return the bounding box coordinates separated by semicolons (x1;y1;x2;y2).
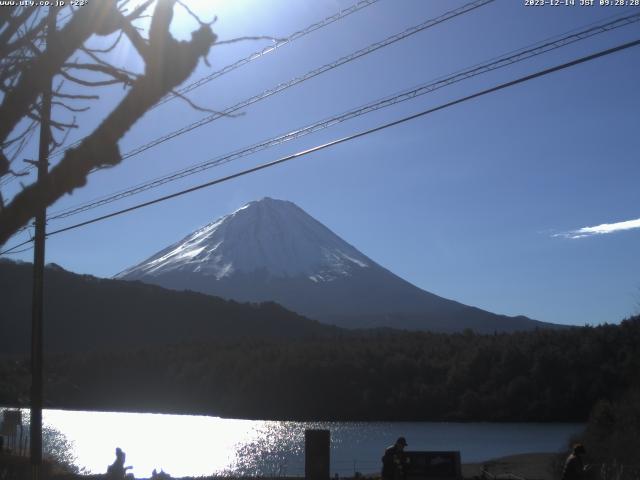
556;217;640;239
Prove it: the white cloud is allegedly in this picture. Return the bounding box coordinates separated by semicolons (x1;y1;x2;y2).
556;217;640;239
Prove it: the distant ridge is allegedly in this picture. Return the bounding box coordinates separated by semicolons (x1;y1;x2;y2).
117;198;557;333
0;259;337;355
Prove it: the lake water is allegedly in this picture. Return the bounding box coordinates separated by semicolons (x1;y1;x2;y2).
16;409;583;477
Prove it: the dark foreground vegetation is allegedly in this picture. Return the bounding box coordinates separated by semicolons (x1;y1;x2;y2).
572;388;640;465
1;316;639;423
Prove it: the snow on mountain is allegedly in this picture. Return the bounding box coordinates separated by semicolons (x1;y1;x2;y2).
116;198;370;283
117;197;553;333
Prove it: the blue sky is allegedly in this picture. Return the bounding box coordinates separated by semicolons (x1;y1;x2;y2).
2;0;639;326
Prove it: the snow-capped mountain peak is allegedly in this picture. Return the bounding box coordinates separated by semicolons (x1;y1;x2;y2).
115;197;549;333
116;197;370;282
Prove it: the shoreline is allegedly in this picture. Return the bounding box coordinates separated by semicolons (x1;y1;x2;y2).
2;452;561;480
0;404;586;424
461;453;559;480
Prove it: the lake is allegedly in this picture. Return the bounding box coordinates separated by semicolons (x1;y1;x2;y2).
14;409;583;477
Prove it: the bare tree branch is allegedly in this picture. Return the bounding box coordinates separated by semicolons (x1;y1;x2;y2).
51;124;74;149
51;101;90;113
117;10;151;61
0;5;18;30
82;30;124;54
1;118;38;149
62;62;138;84
0;8;38;52
0;14;47;58
59;70;128;87
176;0;215;27
0;151;9;179
53;92;100;100
0;3;217;245
49;117;78;132
169;88;245;116
0;0;123;144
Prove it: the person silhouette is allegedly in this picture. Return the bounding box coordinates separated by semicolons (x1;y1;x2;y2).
562;444;587;480
382;437;408;480
108;447;133;480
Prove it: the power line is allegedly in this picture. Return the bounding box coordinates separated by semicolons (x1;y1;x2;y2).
49;0;492;174
2;0;383;185
42;0;498;220
3;0;493;195
33;38;640;242
1;243;34;255
45;11;640;223
110;0;494;164
0;236;33;255
154;0;382;108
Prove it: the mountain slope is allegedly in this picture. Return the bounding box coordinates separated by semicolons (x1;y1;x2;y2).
117;197;370;282
0;259;337;355
117;198;554;333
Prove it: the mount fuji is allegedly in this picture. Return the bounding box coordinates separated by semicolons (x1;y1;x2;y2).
116;198;552;333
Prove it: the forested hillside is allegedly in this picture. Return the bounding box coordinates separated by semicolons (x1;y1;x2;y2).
2;316;638;422
0;260;336;355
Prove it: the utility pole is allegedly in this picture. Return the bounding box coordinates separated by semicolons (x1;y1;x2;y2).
30;6;55;480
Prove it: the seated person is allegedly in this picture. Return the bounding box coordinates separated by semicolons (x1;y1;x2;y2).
107;447;133;480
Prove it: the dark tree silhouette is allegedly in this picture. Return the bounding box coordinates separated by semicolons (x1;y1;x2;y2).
0;0;217;246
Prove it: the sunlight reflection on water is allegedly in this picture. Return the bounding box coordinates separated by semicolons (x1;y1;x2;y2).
32;409;583;477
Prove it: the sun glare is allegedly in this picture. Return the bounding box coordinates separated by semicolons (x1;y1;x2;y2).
43;409;265;477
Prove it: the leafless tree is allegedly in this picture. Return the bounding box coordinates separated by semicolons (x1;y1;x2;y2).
0;0;217;246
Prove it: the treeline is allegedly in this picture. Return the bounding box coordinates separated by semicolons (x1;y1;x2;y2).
2;316;639;422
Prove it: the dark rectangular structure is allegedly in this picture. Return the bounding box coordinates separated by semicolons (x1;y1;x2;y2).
404;451;462;480
305;429;330;480
1;410;21;436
